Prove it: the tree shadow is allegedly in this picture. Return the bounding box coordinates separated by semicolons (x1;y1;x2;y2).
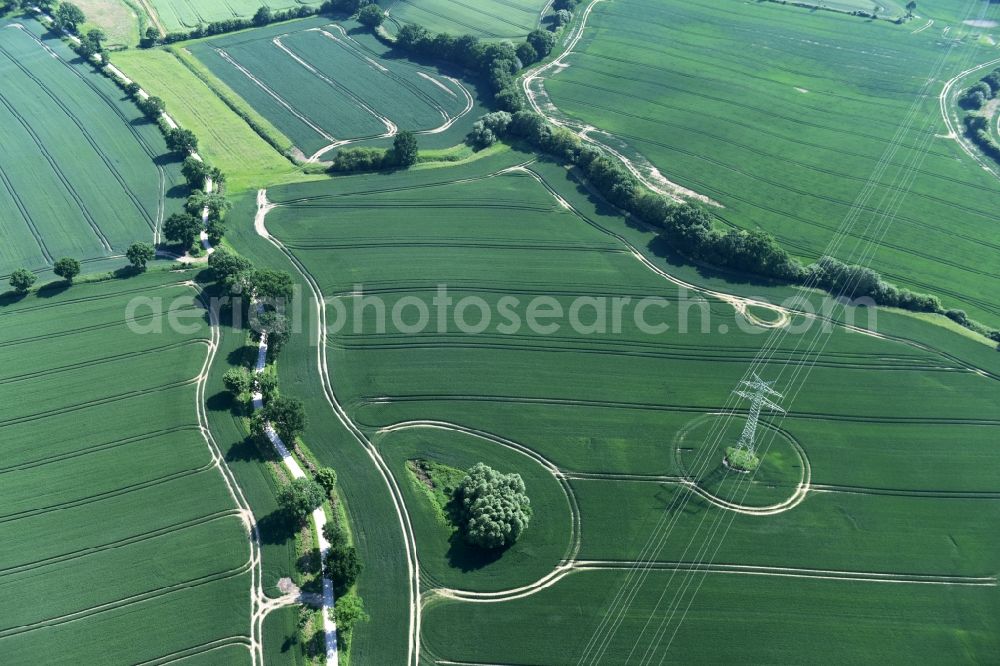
0;290;28;307
280;634;299;654
113;265;141;279
228;344;258;366
207;389;234;413
445;531;507;572
166;183;189;198
36;281;71;298
257;509;296;545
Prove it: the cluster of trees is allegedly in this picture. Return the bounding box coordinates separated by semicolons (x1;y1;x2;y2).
75;27;106;60
324;516;369;648
465;111;952;313
945;308;1000;343
388;9;572;111
63;12;234;252
121;80;232;249
328;131;420;173
453;463;532;550
958;67;1000;110
209;248;295;309
6;258;79;294
807;256;939;311
963;114;1000;163
5;242;154;298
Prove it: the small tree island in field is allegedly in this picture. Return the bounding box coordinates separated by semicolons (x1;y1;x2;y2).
454;463;532;550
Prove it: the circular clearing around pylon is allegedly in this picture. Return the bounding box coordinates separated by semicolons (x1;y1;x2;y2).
674;413;807;510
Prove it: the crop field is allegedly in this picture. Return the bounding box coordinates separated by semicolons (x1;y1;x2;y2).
538;0;1000;326
0;271;253;663
241;149;1000;663
74;0;143;47
146;0;323;33
112;46;307;192
384;0;550;39
190;18;474;158
7;0;1000;660
0;20;186;280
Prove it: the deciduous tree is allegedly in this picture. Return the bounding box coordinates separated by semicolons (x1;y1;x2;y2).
9;268;36;294
163;213;202;247
454;463;531;549
126;242;154;270
53;257;81;283
277;477;326;523
261;395;308;443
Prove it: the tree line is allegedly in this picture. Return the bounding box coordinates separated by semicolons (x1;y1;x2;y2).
462;111;994;330
211;248;369;649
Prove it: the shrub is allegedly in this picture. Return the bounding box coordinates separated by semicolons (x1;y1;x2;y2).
333;593;368;638
945;309;970;326
316;468;338;494
249;268;294;302
136;95;165;118
725;446;760;472
468;111;512;148
526;29;557;59
209;247;253;285
329;147;387;173
515;41;538;66
181;157;210;189
165;127;198;154
258;311;290;357
54;2;86;32
454;463;531;549
253;6;272;26
322;521;349;551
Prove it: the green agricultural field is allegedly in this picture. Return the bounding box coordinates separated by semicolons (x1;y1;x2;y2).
383;0;551;39
538;0;1000;326
0;20;187;280
6;0;1000;661
112;46;307;191
145;0;323;33
75;0;144;47
222;147;1000;663
190;18;475;157
0;270;253;663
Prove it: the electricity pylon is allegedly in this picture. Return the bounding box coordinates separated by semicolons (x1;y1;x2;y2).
732;374;785;458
